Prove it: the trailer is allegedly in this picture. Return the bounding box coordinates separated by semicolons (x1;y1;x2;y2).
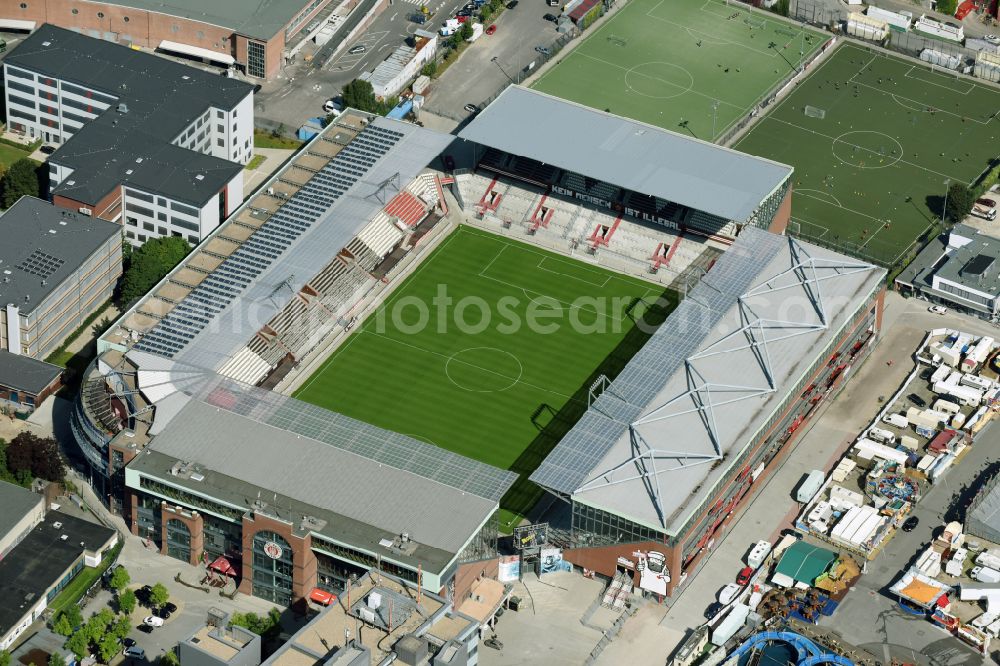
963;337;995;371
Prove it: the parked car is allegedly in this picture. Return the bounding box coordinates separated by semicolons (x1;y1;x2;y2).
736;566;753;586
902;516;919;532
908;393;926;407
137;624;154;634
455;15;469;23
543;13;558;21
464;103;479;113
506;0;518;7
40;145;56;155
348;44;366;54
323;99;341;113
143;616;164;627
162;602;177;614
122;638;136;649
976;198;996;209
456;9;472;17
535;45;551;55
155;607;171;620
928;305;948;315
123;647;146;660
137;585;152;605
485;24;497;35
986;35;1000;46
704;602;723;619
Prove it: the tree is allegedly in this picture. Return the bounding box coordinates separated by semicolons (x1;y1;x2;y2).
0;650;10;666
1;158;41;208
159;650;180;666
84;608;113;644
118;236;191;306
118;588;137;615
480;5;493;23
420;61;437;78
149;582;170;609
945;182;975;223
111;615;131;641
65;632;89;661
341;79;379;114
109;566;131;592
229;608;282;639
7;431;65;482
97;633;119;664
48;653;66;666
936;0;958;15
52;613;74;637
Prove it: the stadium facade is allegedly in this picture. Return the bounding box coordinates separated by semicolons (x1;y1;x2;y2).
72;110;516;606
457;87;795;243
530;227;886;596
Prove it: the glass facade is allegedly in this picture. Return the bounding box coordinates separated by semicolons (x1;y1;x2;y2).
166;518;192;562
247;41;266;79
203;513;243;562
136;494;162;547
571;502;665;548
457;514;499;563
310;534;419;584
252;531;293;606
314;549;368;594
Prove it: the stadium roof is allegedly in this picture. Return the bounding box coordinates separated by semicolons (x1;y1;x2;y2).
530;227;884;534
458;86;792;223
131;115;452;370
0;197;122;315
95;0;318;41
968;474;1000;544
126;373;514;563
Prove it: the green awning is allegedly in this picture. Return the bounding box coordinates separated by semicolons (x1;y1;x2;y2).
774;542;837;585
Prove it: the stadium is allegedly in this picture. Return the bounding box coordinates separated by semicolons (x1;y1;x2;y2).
71;89;882;608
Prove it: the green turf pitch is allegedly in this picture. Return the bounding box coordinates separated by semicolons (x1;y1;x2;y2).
734;43;1000;264
531;0;825;141
294;226;674;528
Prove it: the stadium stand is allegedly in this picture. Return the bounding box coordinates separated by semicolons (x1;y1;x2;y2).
455;172;722;285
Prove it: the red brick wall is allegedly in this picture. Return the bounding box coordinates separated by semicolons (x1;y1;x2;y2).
768;185;793;235
160;504;204;566
2;0;289;78
53;186;122;221
238;512;317;603
454;557;499;605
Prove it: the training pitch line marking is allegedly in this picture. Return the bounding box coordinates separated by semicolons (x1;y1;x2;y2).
794;188;844;207
535;256;612;288
762;116;969;185
847;49;994;126
573;51;745;112
904;64;975;95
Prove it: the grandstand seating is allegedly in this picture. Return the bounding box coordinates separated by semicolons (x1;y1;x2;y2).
455;172;722;286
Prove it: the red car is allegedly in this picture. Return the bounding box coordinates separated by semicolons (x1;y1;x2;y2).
455;14;468;23
976;198;996;209
736;566;753;586
485;24;497;35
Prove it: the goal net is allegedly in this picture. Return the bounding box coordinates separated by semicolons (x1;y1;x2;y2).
804;105;826;119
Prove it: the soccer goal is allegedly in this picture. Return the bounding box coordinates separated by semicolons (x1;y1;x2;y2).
607;35;627;47
804;105;826;119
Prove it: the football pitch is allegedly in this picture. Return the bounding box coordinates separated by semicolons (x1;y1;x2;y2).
531;0;825;141
294;226;675;528
734;43;1000;264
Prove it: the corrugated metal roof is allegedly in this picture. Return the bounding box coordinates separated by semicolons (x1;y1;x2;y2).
458;86;792;222
531;227;885;533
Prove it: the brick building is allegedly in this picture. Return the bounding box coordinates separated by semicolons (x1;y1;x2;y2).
0;0;342;80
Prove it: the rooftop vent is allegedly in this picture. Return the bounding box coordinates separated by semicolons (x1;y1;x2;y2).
195;174;205;181
42;41;51;47
53;521;63;529
190;472;205;482
60;534;68;541
125;169;133;175
135;157;143;164
117;103;129;114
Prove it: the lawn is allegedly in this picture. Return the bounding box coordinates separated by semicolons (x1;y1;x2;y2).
0;141;32;168
294;226;674;528
531;0;825;141
734;42;1000;265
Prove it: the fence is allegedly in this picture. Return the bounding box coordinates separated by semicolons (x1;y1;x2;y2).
787;217;928;270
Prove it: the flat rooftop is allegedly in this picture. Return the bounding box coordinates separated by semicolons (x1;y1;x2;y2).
531;227;885;534
0;511;116;638
99;0;321;41
458;86;793;223
0;197;121;315
185;624;257;662
6;25;250;206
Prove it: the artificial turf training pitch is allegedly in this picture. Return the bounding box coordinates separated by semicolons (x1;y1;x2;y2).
734;42;1000;264
294;226;675;528
531;0;825;141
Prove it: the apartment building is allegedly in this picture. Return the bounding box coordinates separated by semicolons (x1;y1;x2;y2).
0;197;122;359
3;25;252;245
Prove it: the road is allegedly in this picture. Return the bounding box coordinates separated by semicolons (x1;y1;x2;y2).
595;292;1000;666
254;0;473;131
422;3;564;121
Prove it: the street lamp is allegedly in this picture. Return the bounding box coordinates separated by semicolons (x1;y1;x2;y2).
941;178;951;225
711;100;720;140
491;56;515;86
